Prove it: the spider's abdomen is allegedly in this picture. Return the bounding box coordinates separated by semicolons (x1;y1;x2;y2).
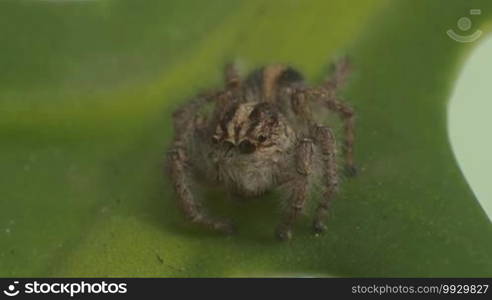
243;65;305;103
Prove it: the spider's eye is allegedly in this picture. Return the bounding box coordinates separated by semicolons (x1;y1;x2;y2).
238;140;256;154
258;135;267;143
211;136;219;144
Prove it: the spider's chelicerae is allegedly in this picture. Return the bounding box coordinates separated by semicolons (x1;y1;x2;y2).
167;57;357;240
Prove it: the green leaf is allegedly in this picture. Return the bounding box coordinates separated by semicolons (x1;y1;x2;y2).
1;0;491;277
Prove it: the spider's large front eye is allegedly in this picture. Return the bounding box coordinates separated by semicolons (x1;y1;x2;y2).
238;140;256;154
258;135;267;143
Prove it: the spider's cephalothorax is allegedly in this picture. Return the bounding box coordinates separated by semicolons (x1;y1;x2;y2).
167;58;356;240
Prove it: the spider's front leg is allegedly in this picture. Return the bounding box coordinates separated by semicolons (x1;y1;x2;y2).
167;95;235;235
275;138;314;241
311;125;339;234
168;146;235;235
298;88;357;177
290;90;340;233
323;95;356;176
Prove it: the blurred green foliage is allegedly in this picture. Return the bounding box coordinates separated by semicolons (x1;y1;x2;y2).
0;0;491;277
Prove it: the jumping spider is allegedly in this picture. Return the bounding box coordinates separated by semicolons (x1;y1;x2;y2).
167;57;356;240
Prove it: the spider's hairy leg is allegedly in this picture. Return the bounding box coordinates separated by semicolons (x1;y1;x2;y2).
167;95;235;235
224;62;241;89
171;92;218;135
325;95;356;176
275;138;314;241
302;88;357;176
167;147;235;234
311;125;339;234
324;56;352;91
